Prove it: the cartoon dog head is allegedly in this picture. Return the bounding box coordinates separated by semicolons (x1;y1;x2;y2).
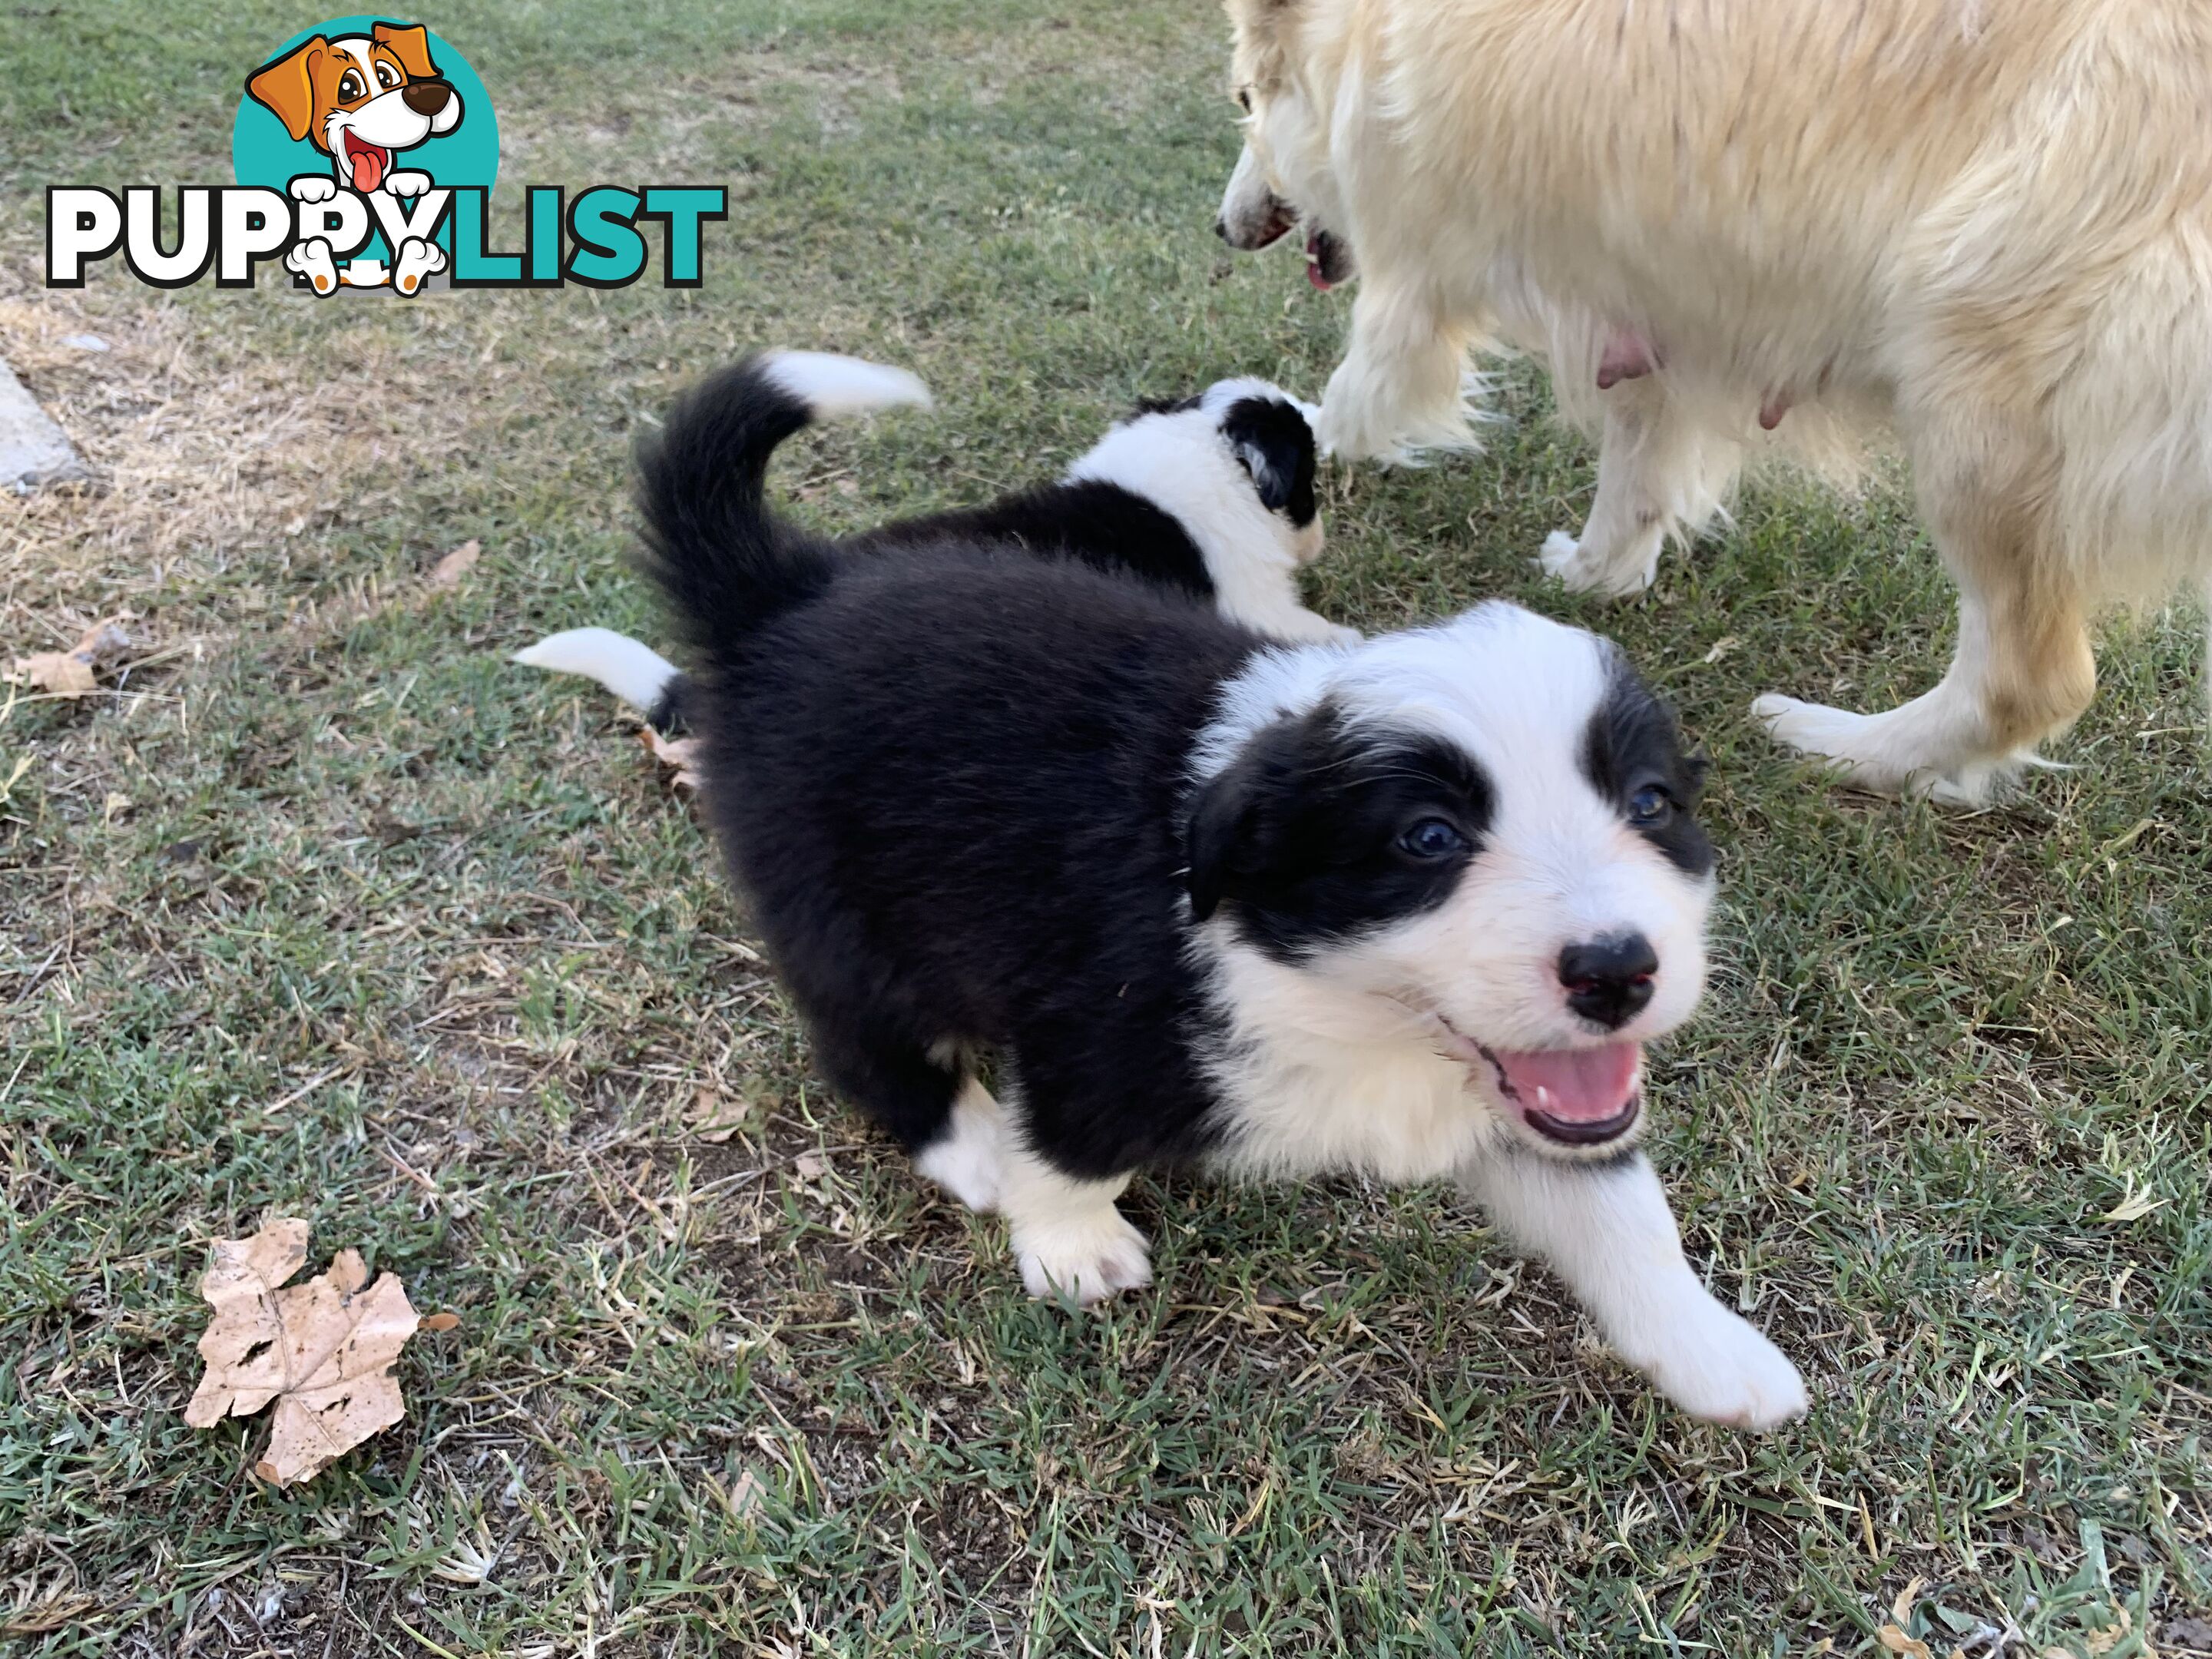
246;22;462;194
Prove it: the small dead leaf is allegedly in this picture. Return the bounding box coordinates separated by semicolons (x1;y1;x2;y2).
428;538;481;589
185;1217;426;1487
1701;634;1741;665
640;726;704;790
420;1311;461;1333
688;1086;750;1143
2099;1186;2166;1224
12;618;131;698
793;1152;826;1180
729;1468;765;1517
1892;1578;1929;1628
1878;1625;1934;1659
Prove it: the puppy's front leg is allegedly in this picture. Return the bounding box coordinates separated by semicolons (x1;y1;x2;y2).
1316;281;1476;463
1462;1150;1808;1429
996;1137;1151;1306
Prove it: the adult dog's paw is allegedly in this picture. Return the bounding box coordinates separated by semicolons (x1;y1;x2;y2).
1536;530;1658;598
1630;1293;1809;1430
288;174;338;204
1015;1210;1153;1306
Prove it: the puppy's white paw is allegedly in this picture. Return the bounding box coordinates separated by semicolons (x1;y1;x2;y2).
1628;1293;1808;1430
1537;529;1657;598
1015;1209;1152;1306
288;174;338;204
392;237;447;296
912;1089;1003;1214
386;170;432;197
284;237;339;296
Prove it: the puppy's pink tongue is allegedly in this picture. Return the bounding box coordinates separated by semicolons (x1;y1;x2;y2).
1489;1041;1642;1122
345;134;388;192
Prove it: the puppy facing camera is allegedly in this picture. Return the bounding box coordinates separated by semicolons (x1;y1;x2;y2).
555;354;1808;1430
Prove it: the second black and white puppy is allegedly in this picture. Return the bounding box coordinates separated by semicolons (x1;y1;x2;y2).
630;357;1809;1429
515;351;1354;726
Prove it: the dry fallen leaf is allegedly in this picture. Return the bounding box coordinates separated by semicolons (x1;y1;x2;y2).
421;1311;461;1333
793;1152;826;1181
1878;1624;1934;1659
687;1086;751;1144
12;618;131;698
728;1468;765;1517
185;1217;426;1487
428;538;481;589
639;726;704;790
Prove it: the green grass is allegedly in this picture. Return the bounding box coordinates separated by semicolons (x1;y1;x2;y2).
1;2;2207;1653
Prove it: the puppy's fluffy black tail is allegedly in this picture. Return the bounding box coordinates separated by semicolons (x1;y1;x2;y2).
634;349;932;679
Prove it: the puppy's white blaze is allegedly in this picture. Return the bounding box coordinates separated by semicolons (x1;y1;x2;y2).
758;351;932;419
512;628;680;711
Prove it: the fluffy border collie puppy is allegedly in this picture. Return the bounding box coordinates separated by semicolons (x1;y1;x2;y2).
515;351;1353;728
633;359;1809;1429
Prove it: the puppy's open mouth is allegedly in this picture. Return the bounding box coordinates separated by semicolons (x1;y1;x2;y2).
1306;227;1353;290
1427;1014;1643;1146
342;129;393;193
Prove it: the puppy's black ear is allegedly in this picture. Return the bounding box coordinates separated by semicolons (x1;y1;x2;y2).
1186;706;1333;921
1220;396;1318;525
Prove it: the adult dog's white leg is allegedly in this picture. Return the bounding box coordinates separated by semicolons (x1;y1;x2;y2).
1316;280;1475;463
1754;468;2094;802
1540;377;1740;598
1462;1151;1807;1429
995;1139;1151;1306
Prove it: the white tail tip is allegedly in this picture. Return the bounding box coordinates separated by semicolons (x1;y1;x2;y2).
759;350;932;420
512;627;680;711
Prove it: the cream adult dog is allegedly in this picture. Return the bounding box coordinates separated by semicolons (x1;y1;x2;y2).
1217;0;2212;803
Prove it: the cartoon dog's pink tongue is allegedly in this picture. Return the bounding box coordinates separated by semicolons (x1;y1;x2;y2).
1486;1041;1643;1139
343;131;390;193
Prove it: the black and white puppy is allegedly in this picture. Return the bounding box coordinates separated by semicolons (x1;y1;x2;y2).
629;358;1809;1429
515;351;1354;724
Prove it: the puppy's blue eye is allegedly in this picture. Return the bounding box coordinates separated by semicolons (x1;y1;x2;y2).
1399;818;1467;859
1628;785;1673;826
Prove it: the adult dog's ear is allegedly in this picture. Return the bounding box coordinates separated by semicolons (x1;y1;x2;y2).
1221;395;1318;522
247;38;326;142
1186;706;1333;922
372;21;439;80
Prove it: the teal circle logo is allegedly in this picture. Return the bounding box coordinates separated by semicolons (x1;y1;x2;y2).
233;17;497;290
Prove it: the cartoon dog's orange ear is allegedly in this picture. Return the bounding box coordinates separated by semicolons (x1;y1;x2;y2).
372;22;439;80
247;38;326;142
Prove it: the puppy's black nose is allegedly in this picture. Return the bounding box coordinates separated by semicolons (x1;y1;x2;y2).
402;78;454;116
1559;934;1657;1029
1214;215;1230;240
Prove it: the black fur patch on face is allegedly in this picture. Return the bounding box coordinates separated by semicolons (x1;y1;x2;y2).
1219;395;1318;527
1187;704;1492;961
1580;654;1714;877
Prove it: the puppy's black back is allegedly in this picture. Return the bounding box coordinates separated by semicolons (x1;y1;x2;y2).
692;547;1257;1172
846;481;1214;604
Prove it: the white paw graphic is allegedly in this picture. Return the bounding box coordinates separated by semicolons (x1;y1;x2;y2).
284;237;339;295
393;237;447;296
288;174;338;204
1015;1210;1153;1306
1627;1291;1809;1430
386;170;432;198
1536;529;1657;598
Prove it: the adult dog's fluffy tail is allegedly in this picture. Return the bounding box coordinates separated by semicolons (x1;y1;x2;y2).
515;351;930;727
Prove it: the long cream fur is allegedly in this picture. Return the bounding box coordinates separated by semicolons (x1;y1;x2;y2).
1221;0;2212;801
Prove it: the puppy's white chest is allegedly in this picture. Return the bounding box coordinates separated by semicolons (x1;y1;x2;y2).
1206;1042;1501;1186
